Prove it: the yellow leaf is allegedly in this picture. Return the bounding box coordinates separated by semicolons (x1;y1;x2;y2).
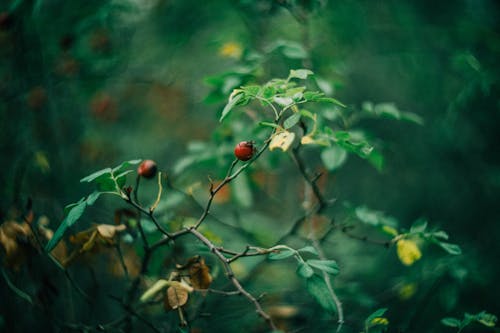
397;239;422;266
371;317;389;325
269;131;295;152
398;282;417;300
34;151;50;174
219;42;243;59
301;135;315;145
382;225;399;237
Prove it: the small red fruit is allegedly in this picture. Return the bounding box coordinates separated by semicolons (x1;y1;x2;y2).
234;141;256;161
137;160;158;179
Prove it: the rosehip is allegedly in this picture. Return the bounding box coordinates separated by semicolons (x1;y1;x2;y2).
234;141;255;161
137;160;157;179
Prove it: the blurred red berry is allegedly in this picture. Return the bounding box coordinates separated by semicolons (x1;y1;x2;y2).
138;160;157;179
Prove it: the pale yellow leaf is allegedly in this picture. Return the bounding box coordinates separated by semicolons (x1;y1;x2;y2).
269;131;295;152
397;239;422;266
96;224;126;239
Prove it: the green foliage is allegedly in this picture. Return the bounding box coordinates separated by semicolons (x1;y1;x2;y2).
441;311;497;332
45;160;141;252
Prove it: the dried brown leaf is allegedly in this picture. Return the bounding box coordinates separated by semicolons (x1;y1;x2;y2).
188;257;212;290
164;282;190;311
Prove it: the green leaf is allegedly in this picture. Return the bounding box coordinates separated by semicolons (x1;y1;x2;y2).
366;308;388;324
400;112;424;125
476;311;497;327
112;159;142;174
284;113;301;129
432;230;449;240
321;146;347;171
273;96;294;107
440;317;461;327
298;246;318;256
410;219;428;233
115;170;134;188
288;69;313;80
305;274;337;313
45;200;87;252
259;121;281;129
354;206;398;228
45;192;102;252
86;191;102;205
80;168;112;183
438;242;462;255
96;176;117;192
269;248;295;260
242;85;261;96
297;262;314;278
306;259;340;275
316;97;346;108
220;91;244;122
280;43;308;59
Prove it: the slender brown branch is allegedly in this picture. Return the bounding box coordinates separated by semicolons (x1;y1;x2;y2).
339;225;393;247
188;228;277;331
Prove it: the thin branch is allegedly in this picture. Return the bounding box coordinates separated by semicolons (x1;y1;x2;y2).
339;225;393;247
188;228;277;331
1;267;34;305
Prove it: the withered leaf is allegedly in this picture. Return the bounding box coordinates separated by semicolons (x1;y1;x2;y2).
96;224;126;239
164;282;190;311
188;257;212;290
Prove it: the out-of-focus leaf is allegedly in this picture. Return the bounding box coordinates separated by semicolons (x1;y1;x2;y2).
410;219;428;233
354;206;398;228
438;242;462;255
297;262;314;278
269;247;295;260
305;274;337;313
366;308;388;324
288;69;313;80
397;239;422;266
440;317;461;327
96;224;126;239
476;311;497;327
321;146;347;171
306;259;340;275
284;113;301;129
297;246;318;256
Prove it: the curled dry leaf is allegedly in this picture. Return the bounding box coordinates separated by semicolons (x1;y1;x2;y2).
164;281;191;311
269;131;296;152
188;257;213;290
96;224;127;239
0;221;32;270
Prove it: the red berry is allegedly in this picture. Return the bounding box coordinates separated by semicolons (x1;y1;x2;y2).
137;160;157;179
234;141;255;161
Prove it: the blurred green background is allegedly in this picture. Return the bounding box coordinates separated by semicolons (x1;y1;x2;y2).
1;0;499;332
